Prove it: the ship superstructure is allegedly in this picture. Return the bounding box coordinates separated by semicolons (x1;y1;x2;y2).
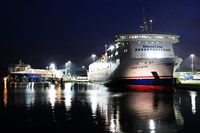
88;34;182;91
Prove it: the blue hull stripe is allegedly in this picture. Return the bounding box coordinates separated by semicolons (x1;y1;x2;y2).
112;78;175;85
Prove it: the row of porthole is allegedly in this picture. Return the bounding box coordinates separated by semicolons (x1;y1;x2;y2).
138;41;160;44
135;48;171;51
136;61;154;65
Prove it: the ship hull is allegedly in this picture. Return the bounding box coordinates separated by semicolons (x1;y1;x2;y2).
107;78;176;91
88;58;176;91
9;73;44;82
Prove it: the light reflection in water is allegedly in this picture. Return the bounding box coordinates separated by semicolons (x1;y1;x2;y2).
63;82;74;110
0;82;188;132
126;92;184;132
25;82;35;107
189;91;197;114
128;92;172;119
3;79;8;107
86;83;109;118
48;84;56;108
55;84;62;103
149;119;155;133
109;105;121;133
86;83;122;133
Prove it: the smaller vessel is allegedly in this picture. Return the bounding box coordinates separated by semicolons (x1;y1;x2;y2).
8;60;63;82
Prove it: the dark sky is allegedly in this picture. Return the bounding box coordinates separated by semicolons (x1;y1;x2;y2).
1;0;200;74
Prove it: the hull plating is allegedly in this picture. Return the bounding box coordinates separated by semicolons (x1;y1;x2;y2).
107;78;176;91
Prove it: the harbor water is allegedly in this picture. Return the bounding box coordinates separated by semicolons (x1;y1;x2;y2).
0;81;200;133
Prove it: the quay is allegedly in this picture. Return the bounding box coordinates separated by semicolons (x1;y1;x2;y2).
4;61;200;91
175;79;200;91
174;72;200;91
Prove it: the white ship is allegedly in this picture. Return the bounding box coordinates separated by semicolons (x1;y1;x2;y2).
88;23;182;91
8;60;63;82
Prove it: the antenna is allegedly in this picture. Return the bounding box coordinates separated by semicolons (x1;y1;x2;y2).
142;7;145;25
19;59;22;65
140;8;153;33
141;7;148;33
105;44;107;54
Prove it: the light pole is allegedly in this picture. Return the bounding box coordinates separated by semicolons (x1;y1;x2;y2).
65;61;71;77
82;66;85;70
150;19;153;33
91;54;96;62
50;63;56;70
190;54;195;73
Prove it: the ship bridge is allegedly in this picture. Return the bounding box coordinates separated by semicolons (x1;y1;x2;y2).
110;34;181;59
116;34;180;44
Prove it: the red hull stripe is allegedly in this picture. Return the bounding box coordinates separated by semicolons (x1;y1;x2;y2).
123;76;173;79
127;85;175;91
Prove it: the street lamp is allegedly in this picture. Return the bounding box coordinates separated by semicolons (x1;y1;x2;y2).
91;54;96;62
190;54;195;73
149;19;153;33
82;66;85;70
50;63;56;70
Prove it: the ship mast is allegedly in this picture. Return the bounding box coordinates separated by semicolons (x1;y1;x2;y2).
140;8;153;33
142;8;148;33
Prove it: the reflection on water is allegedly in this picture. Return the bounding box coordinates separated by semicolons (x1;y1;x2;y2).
1;82;200;132
189;91;197;114
3;79;8;107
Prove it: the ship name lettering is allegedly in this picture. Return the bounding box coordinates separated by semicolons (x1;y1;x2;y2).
130;66;147;69
142;45;163;49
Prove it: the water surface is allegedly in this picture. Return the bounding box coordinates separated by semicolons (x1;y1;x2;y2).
0;82;200;133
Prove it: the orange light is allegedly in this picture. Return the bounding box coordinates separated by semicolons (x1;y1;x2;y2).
4;77;7;81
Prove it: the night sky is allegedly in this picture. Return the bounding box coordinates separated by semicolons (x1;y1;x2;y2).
1;0;200;75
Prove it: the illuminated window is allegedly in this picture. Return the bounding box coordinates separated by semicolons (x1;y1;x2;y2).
116;44;119;48
121;36;126;39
